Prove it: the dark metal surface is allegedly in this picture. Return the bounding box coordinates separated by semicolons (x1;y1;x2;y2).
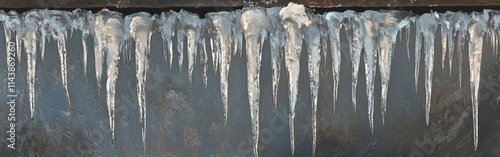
0;0;498;8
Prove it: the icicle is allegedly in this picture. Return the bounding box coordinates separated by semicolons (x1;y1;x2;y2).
159;11;177;70
416;13;438;126
267;7;284;107
201;34;209;88
279;3;311;155
105;17;126;140
177;23;185;71
306;16;320;157
491;11;500;58
179;12;201;83
44;10;73;112
360;11;378;133
441;12;458;76
440;16;449;70
406;19;412;62
1;11;20;73
20;11;40;119
72;9;94;75
241;8;267;157
361;11;378;133
325;12;343;112
210;36;218;73
468;13;486;150
231;10;243;58
126;12;154;152
208;12;234;125
344;11;363;113
455;13;470;89
92;12;107;89
377;12;406;125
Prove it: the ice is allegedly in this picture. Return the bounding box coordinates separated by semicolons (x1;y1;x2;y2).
266;7;284;107
491;11;500;58
440;12;458;76
92;12;107;89
43;10;73;111
208;12;234;124
279;3;311;155
19;11;40;119
241;8;267;157
416;13;438;126
344;11;363;113
325;12;343;112
105;16;126;140
0;11;20;67
305;16;321;156
468;12;486;150
455;13;471;89
71;9;94;75
179;12;201;83
126;12;154;152
201;35;209;87
377;12;406;125
1;6;493;154
158;11;177;70
360;11;378;132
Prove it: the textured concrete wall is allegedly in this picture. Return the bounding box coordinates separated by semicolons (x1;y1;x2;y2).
0;20;500;156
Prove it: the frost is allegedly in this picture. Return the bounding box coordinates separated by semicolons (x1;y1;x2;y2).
241;8;267;157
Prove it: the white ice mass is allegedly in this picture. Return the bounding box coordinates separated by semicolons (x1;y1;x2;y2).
1;3;496;156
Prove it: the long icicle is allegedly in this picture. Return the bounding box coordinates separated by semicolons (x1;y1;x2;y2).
267;7;284;107
241;8;267;157
208;12;234;125
325;12;343;112
361;11;378;133
417;13;438;126
306;16;321;156
279;3;311;155
127;12;154;153
44;10;73;113
345;12;363;113
468;13;486;150
19;11;39;119
104;17;125;140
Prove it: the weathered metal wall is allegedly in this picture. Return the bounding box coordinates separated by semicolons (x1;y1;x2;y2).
0;0;499;8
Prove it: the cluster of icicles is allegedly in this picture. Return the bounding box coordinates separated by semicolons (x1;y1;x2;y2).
1;2;498;156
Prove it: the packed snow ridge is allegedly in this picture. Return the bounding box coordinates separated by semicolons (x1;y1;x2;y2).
1;3;498;156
